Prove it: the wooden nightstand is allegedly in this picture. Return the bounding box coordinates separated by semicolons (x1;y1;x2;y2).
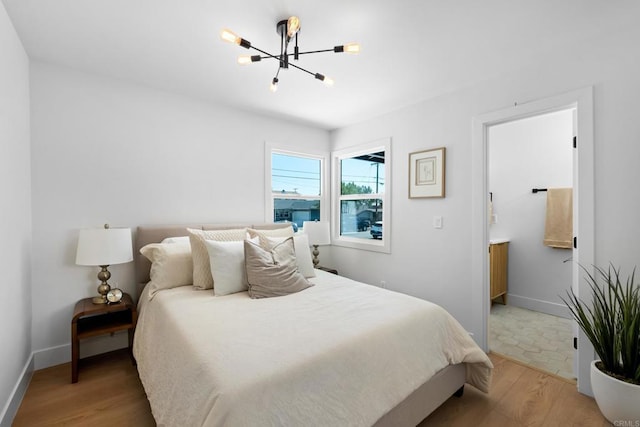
316;266;338;275
71;292;137;383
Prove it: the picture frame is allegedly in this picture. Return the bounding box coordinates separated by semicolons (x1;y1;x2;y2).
409;147;446;198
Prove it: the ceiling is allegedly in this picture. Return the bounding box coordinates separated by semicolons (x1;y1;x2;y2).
3;0;638;130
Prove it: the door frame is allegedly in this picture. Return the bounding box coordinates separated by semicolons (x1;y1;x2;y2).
471;87;595;395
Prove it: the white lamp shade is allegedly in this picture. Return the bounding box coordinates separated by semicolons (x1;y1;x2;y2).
75;228;133;266
303;221;331;246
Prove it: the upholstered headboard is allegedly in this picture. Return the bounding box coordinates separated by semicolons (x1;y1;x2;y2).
134;223;292;296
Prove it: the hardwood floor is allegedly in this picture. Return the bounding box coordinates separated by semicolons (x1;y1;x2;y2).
13;350;609;426
422;353;609;426
13;350;154;427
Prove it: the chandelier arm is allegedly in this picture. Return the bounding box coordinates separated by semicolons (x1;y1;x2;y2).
286;61;318;77
281;28;288;69
246;44;342;59
253;48;339;61
244;47;321;79
249;46;280;60
294;48;336;55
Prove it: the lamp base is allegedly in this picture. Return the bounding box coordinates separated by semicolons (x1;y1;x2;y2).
92;295;108;304
312;244;320;267
93;265;111;304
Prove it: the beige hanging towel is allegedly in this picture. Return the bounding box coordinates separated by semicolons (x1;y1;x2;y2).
543;188;573;249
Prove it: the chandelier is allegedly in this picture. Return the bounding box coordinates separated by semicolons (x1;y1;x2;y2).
220;16;360;92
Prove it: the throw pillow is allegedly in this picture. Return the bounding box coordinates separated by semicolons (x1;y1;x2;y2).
140;242;193;298
204;240;248;296
244;238;312;299
187;228;247;289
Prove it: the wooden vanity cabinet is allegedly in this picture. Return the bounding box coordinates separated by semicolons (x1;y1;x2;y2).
490;241;509;304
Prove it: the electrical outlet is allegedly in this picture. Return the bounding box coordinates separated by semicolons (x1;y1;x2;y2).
380;280;386;288
433;216;443;229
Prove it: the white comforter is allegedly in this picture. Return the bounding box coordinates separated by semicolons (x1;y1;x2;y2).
134;270;492;427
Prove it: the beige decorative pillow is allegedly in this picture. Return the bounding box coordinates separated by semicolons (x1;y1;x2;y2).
244;237;313;299
266;234;315;278
161;236;190;244
187;228;247;289
247;226;294;247
140;242;193;298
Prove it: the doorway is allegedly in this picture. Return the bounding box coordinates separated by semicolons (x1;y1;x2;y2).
471;87;595;395
487;109;575;379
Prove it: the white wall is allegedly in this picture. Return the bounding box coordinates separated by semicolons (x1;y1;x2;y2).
0;1;32;419
489;110;573;317
29;62;330;366
14;0;640;389
328;20;640;340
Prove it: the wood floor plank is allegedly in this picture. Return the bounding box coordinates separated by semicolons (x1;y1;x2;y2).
492;367;565;426
541;382;610;427
14;350;609;426
419;386;494;426
487;352;528;402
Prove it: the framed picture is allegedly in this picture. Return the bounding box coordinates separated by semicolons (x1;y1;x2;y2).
409;147;446;198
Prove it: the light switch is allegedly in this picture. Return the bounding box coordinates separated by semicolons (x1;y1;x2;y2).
433;216;443;229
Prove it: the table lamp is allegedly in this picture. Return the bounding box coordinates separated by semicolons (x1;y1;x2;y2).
302;221;331;267
75;224;133;304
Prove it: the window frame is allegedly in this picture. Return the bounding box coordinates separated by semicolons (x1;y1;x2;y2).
331;138;391;253
265;143;329;227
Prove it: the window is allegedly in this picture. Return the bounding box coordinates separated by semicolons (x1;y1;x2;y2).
266;147;327;229
332;138;391;253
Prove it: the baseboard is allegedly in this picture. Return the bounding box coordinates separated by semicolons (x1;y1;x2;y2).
33;343;71;370
0;353;34;427
507;294;571;319
33;331;129;370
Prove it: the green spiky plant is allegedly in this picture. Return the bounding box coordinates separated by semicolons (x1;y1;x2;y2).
561;264;640;385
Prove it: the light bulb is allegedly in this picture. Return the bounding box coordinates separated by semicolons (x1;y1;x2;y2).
238;55;262;65
344;43;360;54
220;29;240;45
287;16;300;38
270;78;279;92
315;73;334;87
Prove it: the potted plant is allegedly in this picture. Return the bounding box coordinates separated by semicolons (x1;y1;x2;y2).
562;264;640;423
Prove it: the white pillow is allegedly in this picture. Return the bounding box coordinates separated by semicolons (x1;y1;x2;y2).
161;236;190;244
204;240;248;296
187;228;247;290
266;234;316;278
140;242;193;299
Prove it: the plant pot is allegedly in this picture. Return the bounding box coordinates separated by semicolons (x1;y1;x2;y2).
590;360;640;423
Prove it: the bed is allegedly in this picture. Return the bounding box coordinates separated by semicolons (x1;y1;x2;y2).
133;223;492;426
